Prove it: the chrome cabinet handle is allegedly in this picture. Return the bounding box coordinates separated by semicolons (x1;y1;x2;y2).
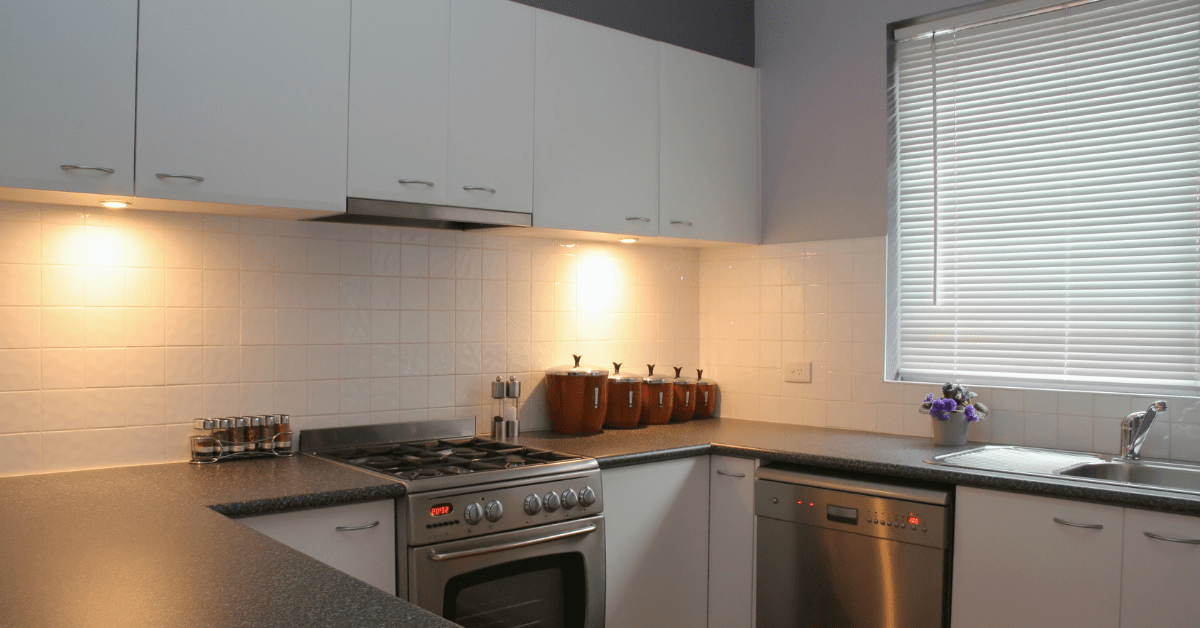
669;220;693;227
335;521;381;532
716;469;746;478
60;165;115;174
429;524;596;562
155;173;205;182
463;186;496;193
1144;531;1200;544
625;216;651;222
398;179;435;187
1053;517;1103;530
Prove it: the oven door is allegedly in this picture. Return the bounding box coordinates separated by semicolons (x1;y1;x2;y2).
409;515;605;628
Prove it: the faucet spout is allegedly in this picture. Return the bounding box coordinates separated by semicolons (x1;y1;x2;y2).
1120;400;1168;460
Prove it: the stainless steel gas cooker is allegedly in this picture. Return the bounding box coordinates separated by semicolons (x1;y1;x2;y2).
301;418;605;628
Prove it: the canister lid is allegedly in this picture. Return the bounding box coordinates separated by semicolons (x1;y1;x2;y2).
642;364;672;385
672;366;697;385
695;369;717;386
546;354;608;377
608;363;642;384
194;418;214;430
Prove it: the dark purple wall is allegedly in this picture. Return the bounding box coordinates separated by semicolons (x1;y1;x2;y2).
511;0;755;67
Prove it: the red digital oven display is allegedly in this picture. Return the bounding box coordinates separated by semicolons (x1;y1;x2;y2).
430;503;453;517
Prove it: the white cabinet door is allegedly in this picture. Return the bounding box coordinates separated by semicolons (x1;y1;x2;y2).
445;0;535;213
951;487;1123;628
1120;507;1200;628
239;500;396;593
136;0;350;214
708;456;756;628
347;0;449;206
603;457;710;628
534;10;659;238
659;44;759;244
0;0;136;196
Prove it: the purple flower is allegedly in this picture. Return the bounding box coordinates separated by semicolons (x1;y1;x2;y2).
924;393;934;404
964;405;978;422
930;397;957;421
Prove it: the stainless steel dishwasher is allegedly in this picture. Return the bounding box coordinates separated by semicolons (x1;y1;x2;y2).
755;465;952;628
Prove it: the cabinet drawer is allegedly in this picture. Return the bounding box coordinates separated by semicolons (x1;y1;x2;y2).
239;500;395;594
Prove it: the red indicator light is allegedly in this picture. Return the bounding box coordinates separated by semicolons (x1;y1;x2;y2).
908;516;920;525
430;503;453;517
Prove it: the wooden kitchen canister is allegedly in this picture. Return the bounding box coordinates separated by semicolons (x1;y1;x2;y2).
605;363;643;429
639;365;674;425
670;367;697;422
694;369;718;419
545;355;608;434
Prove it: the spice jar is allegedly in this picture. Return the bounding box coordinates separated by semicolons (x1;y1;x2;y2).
263;415;278;451
192;419;217;457
639;365;674;425
671;367;697;422
230;417;248;453
545;355;608;434
605;363;643;429
246;416;265;451
276;415;292;452
214;418;233;455
694;369;718;419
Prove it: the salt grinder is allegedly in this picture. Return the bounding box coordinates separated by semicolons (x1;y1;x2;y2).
504;376;521;442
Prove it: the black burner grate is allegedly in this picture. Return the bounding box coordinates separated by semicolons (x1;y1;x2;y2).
321;437;584;481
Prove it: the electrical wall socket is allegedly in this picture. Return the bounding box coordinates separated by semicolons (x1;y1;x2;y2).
784;361;811;383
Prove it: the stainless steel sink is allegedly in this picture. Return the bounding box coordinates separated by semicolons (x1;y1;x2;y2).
929;445;1200;497
1055;459;1200;494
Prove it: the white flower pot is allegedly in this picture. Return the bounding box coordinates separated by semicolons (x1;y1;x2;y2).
931;410;971;446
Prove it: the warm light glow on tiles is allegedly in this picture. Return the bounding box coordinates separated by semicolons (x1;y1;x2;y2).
84;227;124;266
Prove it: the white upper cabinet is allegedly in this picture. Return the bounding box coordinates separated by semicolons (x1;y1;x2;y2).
534;10;660;238
136;0;350;214
445;0;535;213
0;0;136;196
348;0;450;206
659;44;759;244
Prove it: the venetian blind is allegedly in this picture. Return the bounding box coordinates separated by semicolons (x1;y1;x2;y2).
887;0;1200;395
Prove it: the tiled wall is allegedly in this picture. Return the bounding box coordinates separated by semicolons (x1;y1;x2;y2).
0;201;699;477
699;236;1200;463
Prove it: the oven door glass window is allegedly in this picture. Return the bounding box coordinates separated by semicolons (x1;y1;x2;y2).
443;554;586;628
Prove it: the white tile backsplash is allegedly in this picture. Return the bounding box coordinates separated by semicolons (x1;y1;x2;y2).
0;201;699;476
699;236;1200;462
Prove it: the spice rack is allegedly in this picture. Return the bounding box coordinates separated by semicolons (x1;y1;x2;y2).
189;432;295;464
190;414;293;464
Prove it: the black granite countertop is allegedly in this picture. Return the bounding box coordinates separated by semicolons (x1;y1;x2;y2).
520;418;1200;516
0;455;456;628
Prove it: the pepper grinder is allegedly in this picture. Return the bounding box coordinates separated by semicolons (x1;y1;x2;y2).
491;377;507;440
504;376;521;442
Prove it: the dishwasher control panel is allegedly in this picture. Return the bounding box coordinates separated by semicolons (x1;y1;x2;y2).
754;471;949;550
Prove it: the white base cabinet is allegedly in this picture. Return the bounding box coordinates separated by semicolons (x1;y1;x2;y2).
1120;507;1200;628
952;487;1123;628
603;457;711;628
238;500;396;594
708;456;756;628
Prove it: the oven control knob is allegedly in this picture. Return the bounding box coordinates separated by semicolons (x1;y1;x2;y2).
562;488;579;509
464;502;484;525
579;486;596;507
485;500;504;522
543;492;561;512
524;494;542;515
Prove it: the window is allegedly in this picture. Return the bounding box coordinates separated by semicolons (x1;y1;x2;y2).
886;0;1200;395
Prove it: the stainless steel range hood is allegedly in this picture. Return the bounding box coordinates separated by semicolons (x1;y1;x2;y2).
312;198;533;230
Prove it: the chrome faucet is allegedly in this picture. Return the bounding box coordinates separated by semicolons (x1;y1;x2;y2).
1120;400;1168;460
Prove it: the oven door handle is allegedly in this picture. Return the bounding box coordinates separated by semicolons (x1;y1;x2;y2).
427;524;597;562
